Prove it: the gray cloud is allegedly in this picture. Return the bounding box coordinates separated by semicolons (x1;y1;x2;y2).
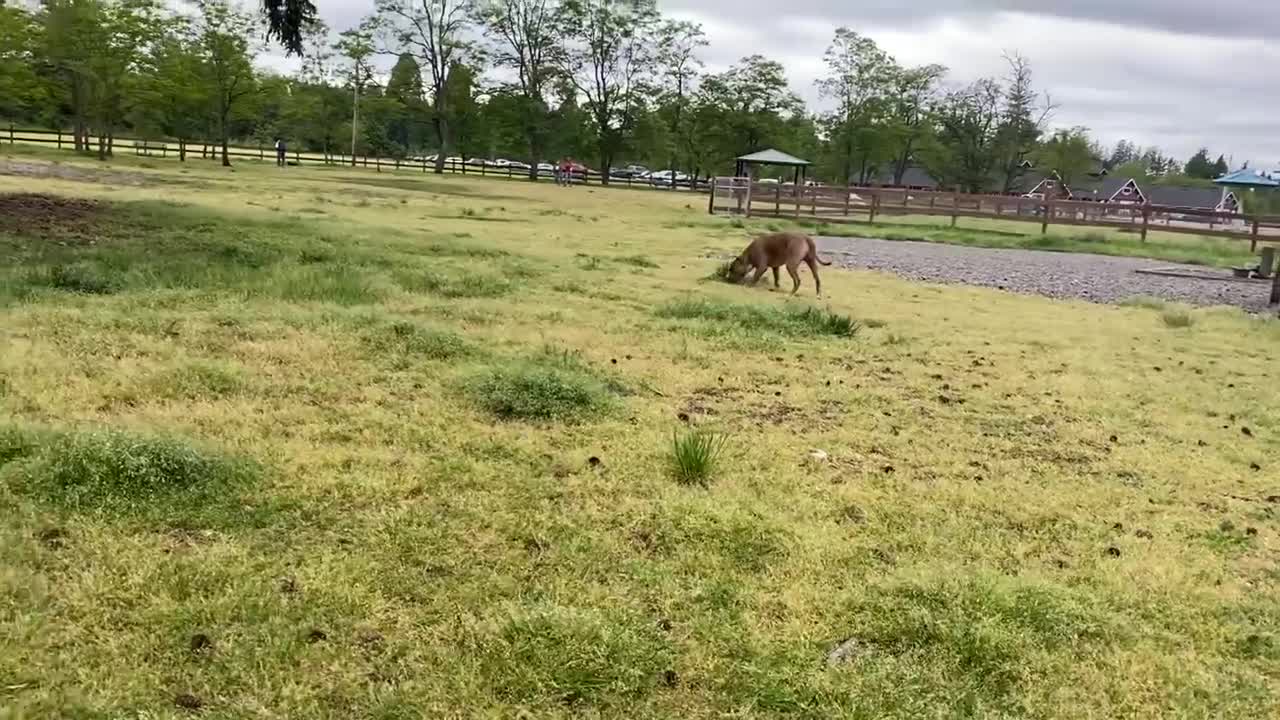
306;0;1280;165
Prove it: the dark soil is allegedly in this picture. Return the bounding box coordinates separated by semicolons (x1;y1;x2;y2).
0;193;104;243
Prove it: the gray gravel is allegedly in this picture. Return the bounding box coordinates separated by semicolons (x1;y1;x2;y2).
817;236;1275;312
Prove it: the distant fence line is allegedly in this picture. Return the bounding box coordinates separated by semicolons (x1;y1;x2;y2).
4;125;712;192
708;177;1280;251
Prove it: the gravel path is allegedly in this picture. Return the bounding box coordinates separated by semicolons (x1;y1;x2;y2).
817;236;1275;312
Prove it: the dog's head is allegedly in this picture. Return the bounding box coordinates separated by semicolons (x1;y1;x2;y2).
726;255;752;282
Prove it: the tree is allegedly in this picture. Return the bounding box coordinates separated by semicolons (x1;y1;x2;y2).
817;28;895;184
556;0;660;183
653;20;706;174
370;0;475;173
1036;127;1097;187
699;55;800;169
133;16;206;159
1183;148;1214;179
993;53;1051;192
335;27;375;164
1108;139;1138;168
884;62;946;185
260;0;316;56
922;78;1002;192
40;0;100;152
385;52;426;151
477;0;560;178
0;4;45;124
192;0;260;167
83;0;164;159
1213;154;1229;177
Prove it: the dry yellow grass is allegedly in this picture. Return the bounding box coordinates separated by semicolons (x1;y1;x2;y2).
1;148;1278;718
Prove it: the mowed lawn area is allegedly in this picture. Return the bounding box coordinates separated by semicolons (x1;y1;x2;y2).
1;150;1278;718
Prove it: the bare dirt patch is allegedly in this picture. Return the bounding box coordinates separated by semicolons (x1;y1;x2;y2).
0;193;105;242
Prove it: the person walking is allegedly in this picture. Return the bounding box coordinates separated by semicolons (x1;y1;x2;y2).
275;138;286;167
559;157;574;186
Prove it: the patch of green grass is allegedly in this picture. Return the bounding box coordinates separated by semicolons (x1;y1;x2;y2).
269;265;382;305
670;429;726;486
656;298;860;338
34;264;118;295
0;424;42;467
364;320;472;361
1161;309;1196;328
148;361;245;400
466;360;619;422
480;605;672;707
395;269;511;298
6;426;259;515
705;260;737;283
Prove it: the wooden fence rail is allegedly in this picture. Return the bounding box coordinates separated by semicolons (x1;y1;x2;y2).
4;125;713;193
708;177;1280;250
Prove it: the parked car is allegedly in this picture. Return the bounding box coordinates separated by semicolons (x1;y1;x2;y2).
444;156;463;166
649;170;689;186
611;164;650;179
537;162;556;175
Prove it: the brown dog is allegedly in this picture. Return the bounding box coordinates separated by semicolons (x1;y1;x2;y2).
728;232;832;296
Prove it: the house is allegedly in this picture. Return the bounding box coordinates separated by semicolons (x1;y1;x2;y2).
1067;177;1239;212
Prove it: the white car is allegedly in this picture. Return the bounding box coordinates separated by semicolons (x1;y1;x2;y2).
649;170;689;185
444;156;463;166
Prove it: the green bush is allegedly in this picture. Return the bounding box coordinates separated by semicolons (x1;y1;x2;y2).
366;321;472;361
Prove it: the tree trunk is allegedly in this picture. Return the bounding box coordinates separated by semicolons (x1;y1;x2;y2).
433;114;449;174
179;138;186;162
97;131;106;161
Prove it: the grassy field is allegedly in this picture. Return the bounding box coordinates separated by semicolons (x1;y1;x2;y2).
1;148;1278;719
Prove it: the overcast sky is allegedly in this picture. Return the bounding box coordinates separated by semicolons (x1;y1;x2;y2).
292;0;1279;167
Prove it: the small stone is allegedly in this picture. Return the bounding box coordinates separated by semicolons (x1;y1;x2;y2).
611;358;617;364
881;464;895;474
1197;440;1208;447
1242;427;1253;437
174;693;203;711
306;628;328;643
1105;546;1122;558
1109;435;1118;443
825;637;866;666
1153;366;1162;372
1111;522;1124;531
1245;527;1258;537
774;391;781;397
588;456;601;468
662;669;679;687
677;412;689;422
1250;462;1262;471
657;618;673;632
807;449;830;465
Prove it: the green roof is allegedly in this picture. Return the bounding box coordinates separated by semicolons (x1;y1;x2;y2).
735;148;810;166
1213;169;1280;187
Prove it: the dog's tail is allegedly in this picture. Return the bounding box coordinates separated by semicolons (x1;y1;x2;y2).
807;236;833;265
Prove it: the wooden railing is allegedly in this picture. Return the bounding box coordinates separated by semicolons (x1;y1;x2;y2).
709;177;1280;249
2;125;712;193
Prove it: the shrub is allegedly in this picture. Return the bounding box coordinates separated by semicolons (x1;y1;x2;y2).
1120;295;1168;311
670;429;726;486
467;363;617;422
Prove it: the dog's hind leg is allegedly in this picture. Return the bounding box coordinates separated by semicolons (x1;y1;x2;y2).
786;263;802;295
805;256;821;297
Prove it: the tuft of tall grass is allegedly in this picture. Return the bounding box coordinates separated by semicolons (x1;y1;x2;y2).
656;299;860;338
1161;309;1195;328
466;363;617;422
670;429;726;486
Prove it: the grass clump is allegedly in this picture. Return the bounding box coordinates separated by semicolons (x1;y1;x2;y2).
1121;295;1169;311
1161;309;1195;328
270;265;381;306
366;320;472;361
617;254;659;269
32;264;117;295
10;427;258;513
396;270;511;298
467;362;618;422
670;429;726;486
656;298;860;338
706;260;738;283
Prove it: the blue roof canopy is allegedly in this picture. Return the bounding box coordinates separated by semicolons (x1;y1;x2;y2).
1213;169;1280;187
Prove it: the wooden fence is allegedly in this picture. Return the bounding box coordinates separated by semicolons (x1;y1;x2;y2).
709;177;1280;251
3;125;711;192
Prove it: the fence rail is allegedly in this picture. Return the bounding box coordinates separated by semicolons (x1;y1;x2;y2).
709;177;1280;251
3;125;712;193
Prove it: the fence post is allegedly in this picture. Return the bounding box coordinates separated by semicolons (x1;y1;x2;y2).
8;123;13;145
258;144;263;161
376;155;381;172
951;193;959;227
794;184;801;218
869;188;880;223
1041;195;1052;234
707;177;716;214
1271;265;1280;306
744;179;753;217
1251;219;1260;252
57;130;63;149
843;184;851;217
775;184;782;216
1140;203;1151;242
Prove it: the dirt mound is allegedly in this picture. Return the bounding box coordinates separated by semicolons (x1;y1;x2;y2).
0;193;104;242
